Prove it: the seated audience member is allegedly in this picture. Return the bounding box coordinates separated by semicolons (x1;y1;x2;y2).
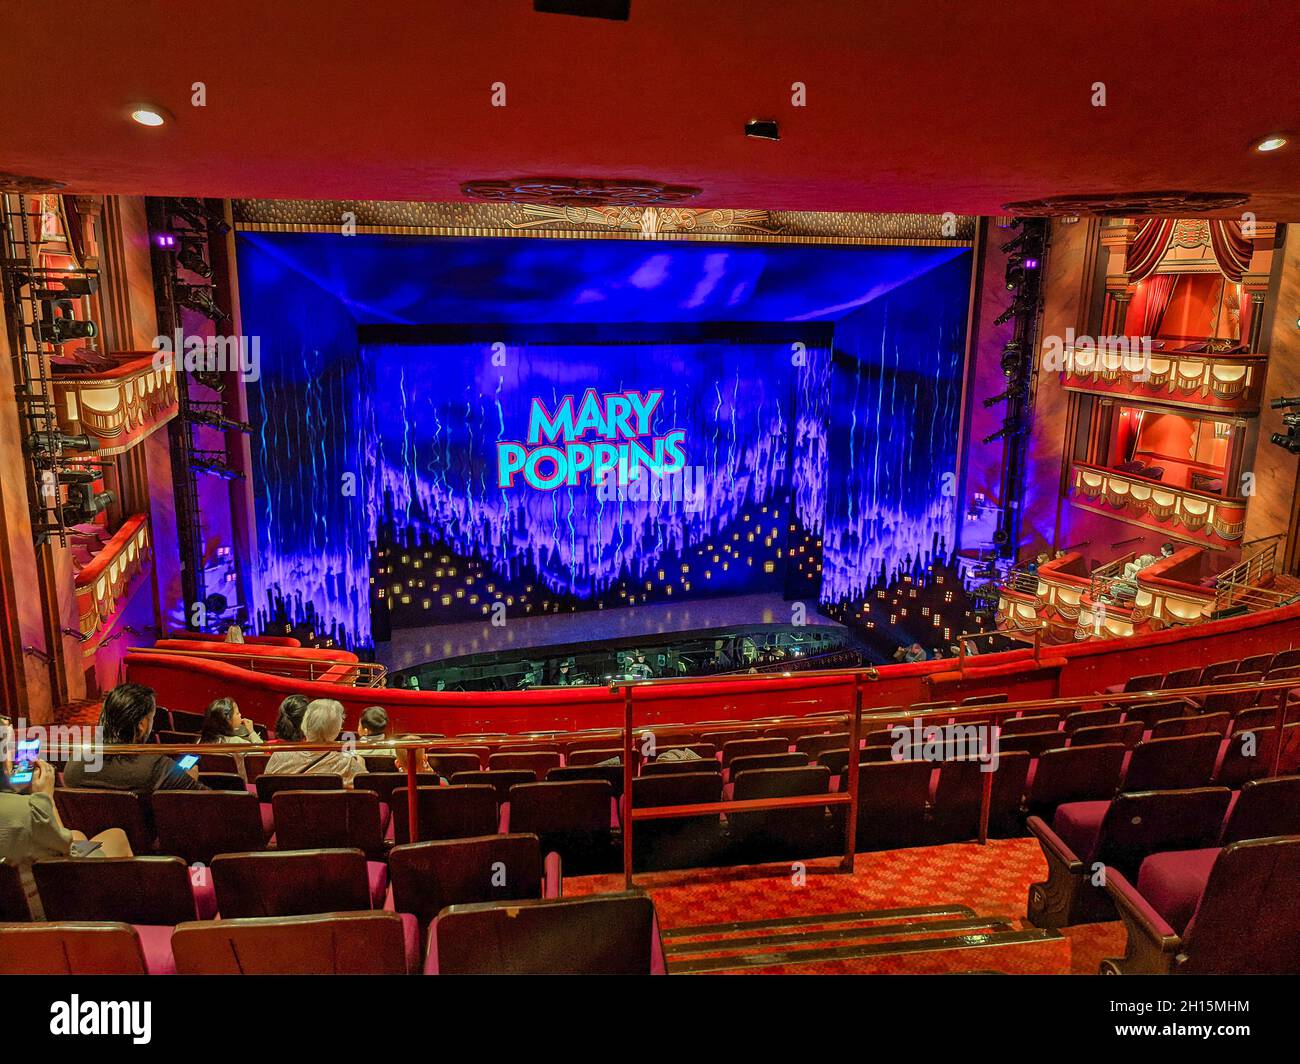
199;697;260;744
271;694;309;743
894;642;927;664
264;699;364;785
62;683;205;793
0;759;133;918
394;735;433;776
358;706;397;759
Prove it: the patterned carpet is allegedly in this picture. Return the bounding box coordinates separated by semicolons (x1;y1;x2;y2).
566;837;1126;974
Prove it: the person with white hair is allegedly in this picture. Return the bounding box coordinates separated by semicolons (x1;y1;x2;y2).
264;698;364;786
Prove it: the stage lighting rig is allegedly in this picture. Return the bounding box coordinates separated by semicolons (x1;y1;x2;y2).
185;406;252;434
983;421;1028;445
168;197;231;235
983;381;1026;408
174;281;230;322
177;236;213;279
1269;397;1300;454
27;431;100;456
61;482;115;522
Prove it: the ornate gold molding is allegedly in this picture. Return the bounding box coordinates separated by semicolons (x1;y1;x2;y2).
230;199;975;246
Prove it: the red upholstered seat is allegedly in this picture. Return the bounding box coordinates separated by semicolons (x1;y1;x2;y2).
1135;847;1219;935
0;922;149;975
172;911;415;974
1051;800;1110;862
132;923;179;975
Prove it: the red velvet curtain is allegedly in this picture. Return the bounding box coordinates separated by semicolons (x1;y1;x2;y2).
1126;218;1176;282
1208;219;1253;282
1139;274;1178;338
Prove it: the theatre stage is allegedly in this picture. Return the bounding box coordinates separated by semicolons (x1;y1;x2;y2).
378;592;846;671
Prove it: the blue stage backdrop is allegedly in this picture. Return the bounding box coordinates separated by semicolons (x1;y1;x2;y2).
237;233;970;648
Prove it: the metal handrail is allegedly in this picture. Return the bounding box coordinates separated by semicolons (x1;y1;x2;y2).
133;645;387;687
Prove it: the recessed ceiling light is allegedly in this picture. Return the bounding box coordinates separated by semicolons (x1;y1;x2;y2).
130;107;167;127
1254;134;1288;153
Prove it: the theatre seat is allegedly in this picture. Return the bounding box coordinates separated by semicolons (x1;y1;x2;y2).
391;784;499;843
211;848;387;917
0;922;151;975
502;780;617;874
387;834;559;938
1027;788;1232;928
272;789;389;859
854;759;933;850
54;788;155;855
1220;775;1300;844
631;772;724;871
1103;836;1300;974
425;892;664;975
153;789;270;865
173;911;414;975
33;855;212;925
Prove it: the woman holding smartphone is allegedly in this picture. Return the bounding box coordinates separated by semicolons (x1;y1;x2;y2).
0;758;133;919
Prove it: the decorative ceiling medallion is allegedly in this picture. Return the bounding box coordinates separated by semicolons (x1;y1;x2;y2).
0;171;66;193
1002;191;1249;217
460;177;702;207
509;204;780;236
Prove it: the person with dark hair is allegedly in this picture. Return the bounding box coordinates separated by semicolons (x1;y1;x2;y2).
358;706;397;760
272;694;309;743
0;756;132;919
198;697;259;744
62;682;205;794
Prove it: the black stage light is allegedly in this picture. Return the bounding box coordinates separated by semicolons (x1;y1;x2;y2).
1005;257;1026;290
1271;395;1300;409
177;237;213;279
170;197;231;235
745;119;780;141
1270;432;1300;454
29;431;99;454
174;281;230;322
1000;341;1023;377
64;483;114;521
36;300;97;344
983;422;1027;445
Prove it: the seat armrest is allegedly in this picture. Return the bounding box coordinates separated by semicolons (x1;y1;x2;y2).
543;851;562;899
1100;866;1181;975
1026;815;1084;872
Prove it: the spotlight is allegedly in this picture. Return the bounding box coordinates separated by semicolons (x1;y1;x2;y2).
1000;341;1024;377
28;432;100;454
177;237;213;279
1270;396;1300;409
983;422;1027;445
1270;432;1300;454
63;483;115;521
174;282;229;322
35;301;97;345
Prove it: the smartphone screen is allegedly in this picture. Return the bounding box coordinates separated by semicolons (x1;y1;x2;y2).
176;754;200;772
10;738;40;786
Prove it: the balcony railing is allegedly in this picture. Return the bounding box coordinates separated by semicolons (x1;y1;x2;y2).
74;513;152;650
1061;345;1266;412
51;352;179;456
1069;462;1246;546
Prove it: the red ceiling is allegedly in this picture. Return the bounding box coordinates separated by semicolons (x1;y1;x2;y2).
2;1;1298;218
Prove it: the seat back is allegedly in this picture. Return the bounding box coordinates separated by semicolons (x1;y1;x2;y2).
1071;721;1144;749
211;848;373;917
425;751;484;776
854;759;934;849
352;771;442;806
1177;836;1300;974
730;766;834;858
930;753;1030;840
0;862;30;921
388;834;544;933
1026;744;1126;817
1161;667;1202;690
196;751;240;775
242;751;272;783
1122;733;1220;791
487;751;561;780
53;788;154;855
566;748;625;768
1122;673;1163;693
1222;775;1300;844
1122;700;1187;729
172;912;408;975
630;773;724;870
33;856;198;925
1095;788;1232;877
999;730;1066;757
1203;687;1259;715
0;922;148;974
546;764;624;796
1150;712;1230;739
391;785;499;844
728;752;806;776
153;790;267;865
1000;714;1062;737
361;754;398;773
794;733;850;761
448;769;535;802
1215;727;1281;788
197;771;247;792
508;780;612;836
1199;660;1239;684
254;773;345;802
640;757;721;777
721;737;790;770
1064;707;1123;734
170;709;205;733
273;790;385;856
428;892;659;975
